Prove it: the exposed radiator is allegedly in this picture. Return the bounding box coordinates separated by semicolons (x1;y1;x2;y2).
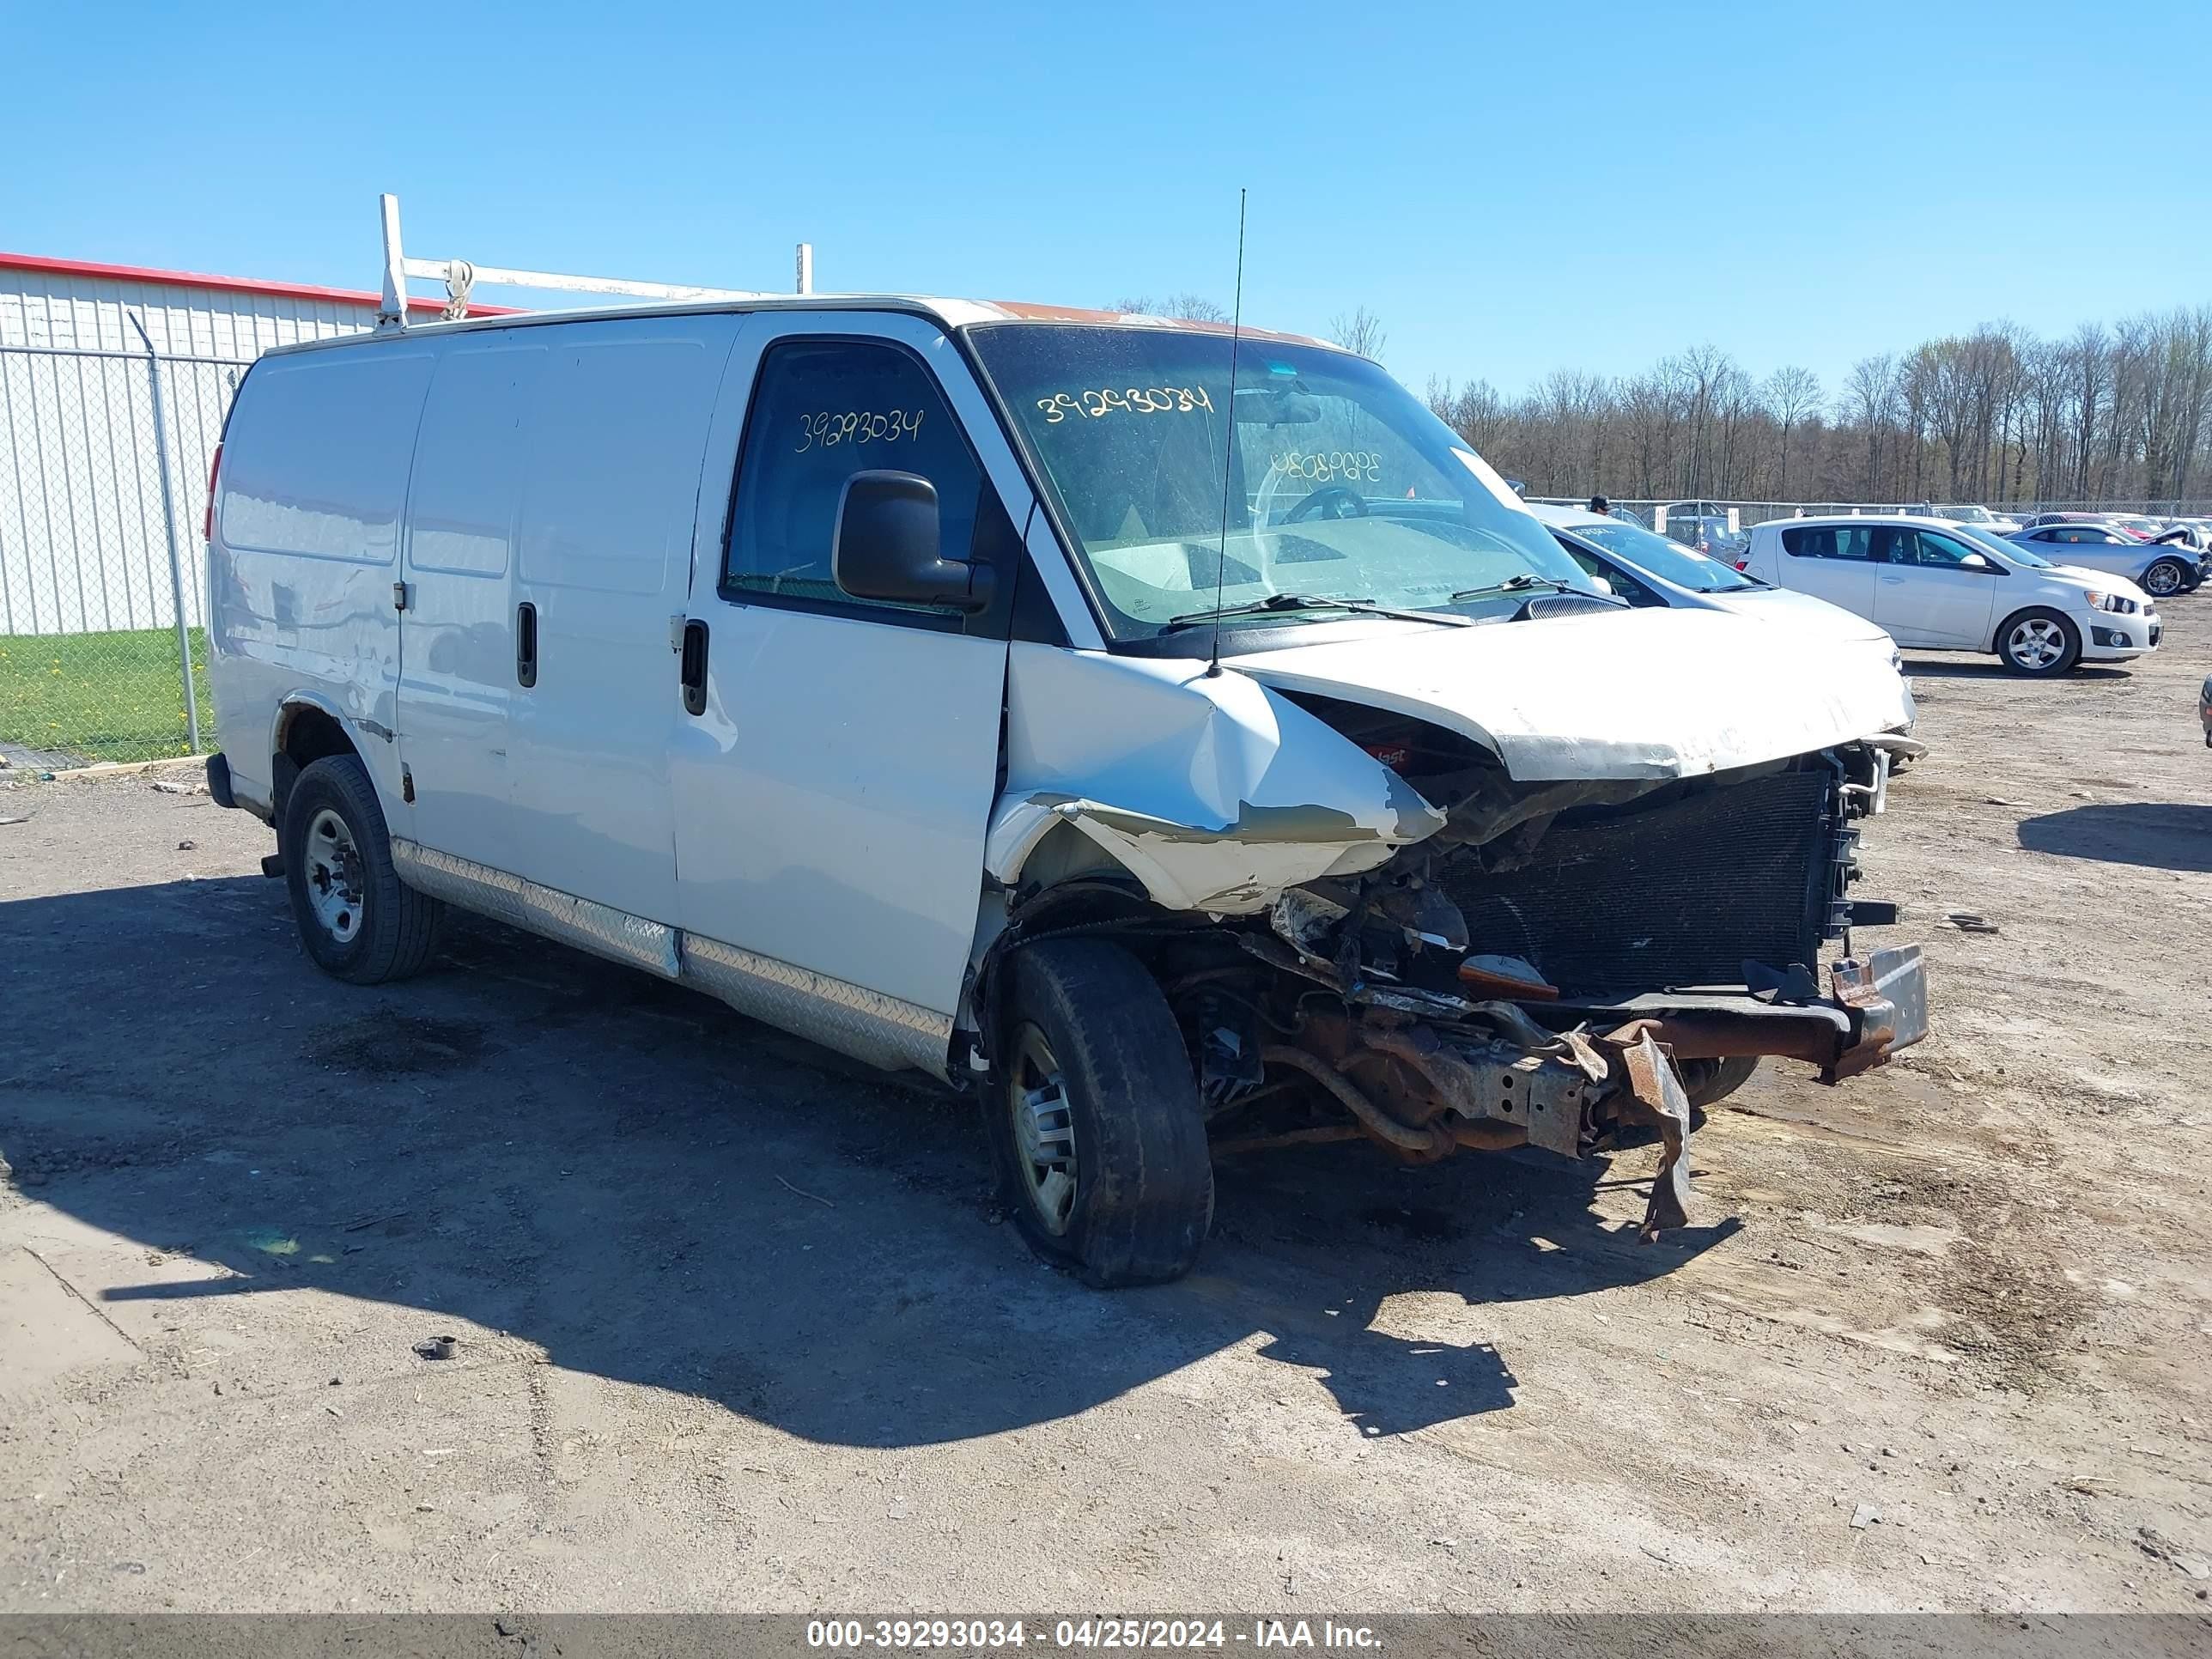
1445;769;1836;997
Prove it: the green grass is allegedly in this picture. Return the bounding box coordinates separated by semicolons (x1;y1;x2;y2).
0;626;213;767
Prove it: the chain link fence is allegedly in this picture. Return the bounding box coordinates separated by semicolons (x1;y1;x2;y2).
0;336;248;769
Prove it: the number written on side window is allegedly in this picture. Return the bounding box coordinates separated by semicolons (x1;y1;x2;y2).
725;337;982;615
793;409;925;452
1035;385;1215;423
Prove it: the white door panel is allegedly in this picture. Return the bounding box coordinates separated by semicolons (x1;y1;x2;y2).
671;610;1007;1014
672;312;1029;1020
215;347;435;810
506;316;742;922
1781;553;1875;617
1874;571;1923;646
1876;568;1995;647
1875;529;2000;648
397;340;546;870
1768;525;1877;622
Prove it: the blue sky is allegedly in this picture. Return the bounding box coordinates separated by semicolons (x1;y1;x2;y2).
4;0;2205;398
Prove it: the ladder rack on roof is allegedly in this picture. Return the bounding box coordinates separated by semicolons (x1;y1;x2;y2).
374;192;814;326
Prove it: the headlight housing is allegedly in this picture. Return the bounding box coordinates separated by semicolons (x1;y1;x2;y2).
2081;591;2137;613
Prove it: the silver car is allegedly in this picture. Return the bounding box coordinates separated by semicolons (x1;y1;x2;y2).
2006;522;2203;600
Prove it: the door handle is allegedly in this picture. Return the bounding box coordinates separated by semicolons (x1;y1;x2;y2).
679;619;709;717
516;602;538;687
1881;575;1905;585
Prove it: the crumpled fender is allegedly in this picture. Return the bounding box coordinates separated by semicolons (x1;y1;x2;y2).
986;645;1446;914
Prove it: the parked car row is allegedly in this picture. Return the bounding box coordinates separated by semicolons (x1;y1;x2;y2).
1902;502;2023;533
1545;503;2164;680
2001;519;2206;599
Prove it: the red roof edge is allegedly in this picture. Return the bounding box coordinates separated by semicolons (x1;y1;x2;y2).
0;250;523;317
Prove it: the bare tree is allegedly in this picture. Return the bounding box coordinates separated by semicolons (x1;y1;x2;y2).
1763;367;1822;499
1328;307;1388;362
1164;292;1230;324
1404;308;2212;514
1839;356;1899;500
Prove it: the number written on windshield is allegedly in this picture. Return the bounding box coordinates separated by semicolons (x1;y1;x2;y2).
1268;449;1383;484
1036;385;1215;423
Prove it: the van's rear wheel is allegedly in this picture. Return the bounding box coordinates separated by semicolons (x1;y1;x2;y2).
988;939;1213;1287
281;755;443;984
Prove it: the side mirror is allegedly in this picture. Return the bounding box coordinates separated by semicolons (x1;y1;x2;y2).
1958;552;1995;572
1589;575;1614;596
832;471;995;613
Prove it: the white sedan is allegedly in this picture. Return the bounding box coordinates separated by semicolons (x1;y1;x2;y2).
1738;515;2159;677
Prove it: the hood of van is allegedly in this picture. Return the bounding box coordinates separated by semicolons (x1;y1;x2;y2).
1225;607;1911;781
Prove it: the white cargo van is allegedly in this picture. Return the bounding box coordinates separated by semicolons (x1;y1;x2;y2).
203;296;1926;1285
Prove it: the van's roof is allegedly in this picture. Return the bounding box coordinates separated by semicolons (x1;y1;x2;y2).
258;294;1346;360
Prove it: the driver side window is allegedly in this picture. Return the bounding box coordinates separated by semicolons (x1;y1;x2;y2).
723;338;982;617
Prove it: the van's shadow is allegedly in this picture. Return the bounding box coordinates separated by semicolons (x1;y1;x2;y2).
2018;801;2212;872
0;877;1735;1448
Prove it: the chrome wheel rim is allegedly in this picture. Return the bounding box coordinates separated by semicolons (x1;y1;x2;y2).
1007;1023;1078;1236
2005;617;2066;671
2144;562;2181;597
304;807;364;944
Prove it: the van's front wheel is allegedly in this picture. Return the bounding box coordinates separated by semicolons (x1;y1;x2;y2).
989;939;1213;1287
281;755;443;984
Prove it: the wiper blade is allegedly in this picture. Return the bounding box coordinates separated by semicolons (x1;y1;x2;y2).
1447;574;1578;603
1164;592;1470;630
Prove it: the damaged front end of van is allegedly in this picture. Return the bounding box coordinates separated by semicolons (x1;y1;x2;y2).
975;611;1928;1242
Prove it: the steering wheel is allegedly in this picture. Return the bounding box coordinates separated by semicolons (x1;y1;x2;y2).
1284;483;1369;524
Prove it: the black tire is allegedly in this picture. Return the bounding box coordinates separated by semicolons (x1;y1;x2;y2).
280;754;443;984
1994;607;2081;677
1679;1055;1759;1115
987;939;1213;1287
2140;557;2190;600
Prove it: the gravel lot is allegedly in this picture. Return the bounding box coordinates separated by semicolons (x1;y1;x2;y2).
3;607;2209;1614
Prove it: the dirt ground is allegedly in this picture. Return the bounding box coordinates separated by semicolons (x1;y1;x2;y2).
3;606;2209;1616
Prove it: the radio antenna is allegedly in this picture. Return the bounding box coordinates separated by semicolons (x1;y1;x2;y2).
1205;188;1248;678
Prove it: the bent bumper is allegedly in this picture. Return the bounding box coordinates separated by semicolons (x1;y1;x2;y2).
1534;945;1929;1084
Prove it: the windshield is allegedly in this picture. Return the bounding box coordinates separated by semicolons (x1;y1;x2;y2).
968;325;1592;640
1571;518;1759;592
1939;505;1993;524
1960;525;2048;567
